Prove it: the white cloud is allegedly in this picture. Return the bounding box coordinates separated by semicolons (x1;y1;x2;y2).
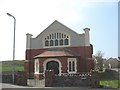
86;0;119;2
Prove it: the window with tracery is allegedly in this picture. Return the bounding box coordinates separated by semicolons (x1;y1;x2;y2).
65;38;69;45
50;40;54;46
55;39;58;46
44;33;69;47
60;39;63;46
45;40;49;46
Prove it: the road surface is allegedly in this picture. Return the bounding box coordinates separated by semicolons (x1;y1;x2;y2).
1;83;119;90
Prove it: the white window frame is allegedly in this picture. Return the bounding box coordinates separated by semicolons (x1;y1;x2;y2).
43;58;62;76
43;33;70;48
34;59;39;74
67;58;77;73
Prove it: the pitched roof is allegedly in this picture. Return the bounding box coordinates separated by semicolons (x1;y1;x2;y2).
34;20;81;38
34;48;80;58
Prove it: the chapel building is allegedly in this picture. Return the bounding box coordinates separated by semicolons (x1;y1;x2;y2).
24;20;94;78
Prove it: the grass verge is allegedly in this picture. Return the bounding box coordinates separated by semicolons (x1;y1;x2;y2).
100;80;120;88
99;69;120;88
1;66;24;71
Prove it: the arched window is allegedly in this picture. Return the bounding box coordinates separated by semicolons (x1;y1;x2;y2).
45;40;49;46
44;33;69;47
55;39;58;46
64;38;69;45
50;40;54;46
59;39;63;46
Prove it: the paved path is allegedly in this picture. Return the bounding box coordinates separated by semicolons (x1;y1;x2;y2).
1;83;119;90
1;83;31;88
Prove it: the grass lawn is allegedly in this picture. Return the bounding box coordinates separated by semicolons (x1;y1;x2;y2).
1;60;24;71
1;66;24;71
100;80;120;88
99;69;120;88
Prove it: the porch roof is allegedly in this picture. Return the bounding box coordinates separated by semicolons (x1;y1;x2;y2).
34;48;80;58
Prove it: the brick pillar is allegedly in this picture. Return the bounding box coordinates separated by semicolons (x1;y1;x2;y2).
90;70;100;88
16;71;27;86
45;70;54;87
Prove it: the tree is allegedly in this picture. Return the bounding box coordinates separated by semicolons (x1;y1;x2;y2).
94;51;104;71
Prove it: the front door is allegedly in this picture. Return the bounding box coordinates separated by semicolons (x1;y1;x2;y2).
46;61;59;74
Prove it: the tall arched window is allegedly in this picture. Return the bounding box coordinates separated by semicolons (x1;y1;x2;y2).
45;40;49;46
55;39;58;46
59;39;63;46
50;40;53;46
64;38;69;45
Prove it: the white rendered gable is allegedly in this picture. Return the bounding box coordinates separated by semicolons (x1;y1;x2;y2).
27;20;86;49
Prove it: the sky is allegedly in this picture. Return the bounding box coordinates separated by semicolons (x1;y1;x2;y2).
118;2;120;57
0;0;119;61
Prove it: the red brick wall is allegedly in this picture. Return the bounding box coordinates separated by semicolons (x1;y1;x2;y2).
25;49;46;60
58;57;68;73
24;46;93;75
67;46;92;72
67;46;92;58
25;49;46;75
24;60;29;73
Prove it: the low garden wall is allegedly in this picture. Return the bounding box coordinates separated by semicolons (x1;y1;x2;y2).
2;71;27;86
27;79;45;87
45;70;100;87
105;69;119;79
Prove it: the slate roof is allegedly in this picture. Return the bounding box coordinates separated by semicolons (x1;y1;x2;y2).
34;48;80;58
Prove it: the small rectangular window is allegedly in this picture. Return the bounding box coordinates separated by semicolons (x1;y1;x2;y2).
62;33;63;38
52;34;54;39
50;34;51;39
35;59;39;73
57;33;59;39
68;58;76;73
55;33;56;39
59;33;61;39
69;62;71;72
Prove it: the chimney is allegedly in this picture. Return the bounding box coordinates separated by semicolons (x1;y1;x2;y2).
26;33;32;49
83;28;90;46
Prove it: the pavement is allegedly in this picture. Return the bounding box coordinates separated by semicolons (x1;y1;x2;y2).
1;83;119;90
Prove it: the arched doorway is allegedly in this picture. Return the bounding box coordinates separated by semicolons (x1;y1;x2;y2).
46;61;59;74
